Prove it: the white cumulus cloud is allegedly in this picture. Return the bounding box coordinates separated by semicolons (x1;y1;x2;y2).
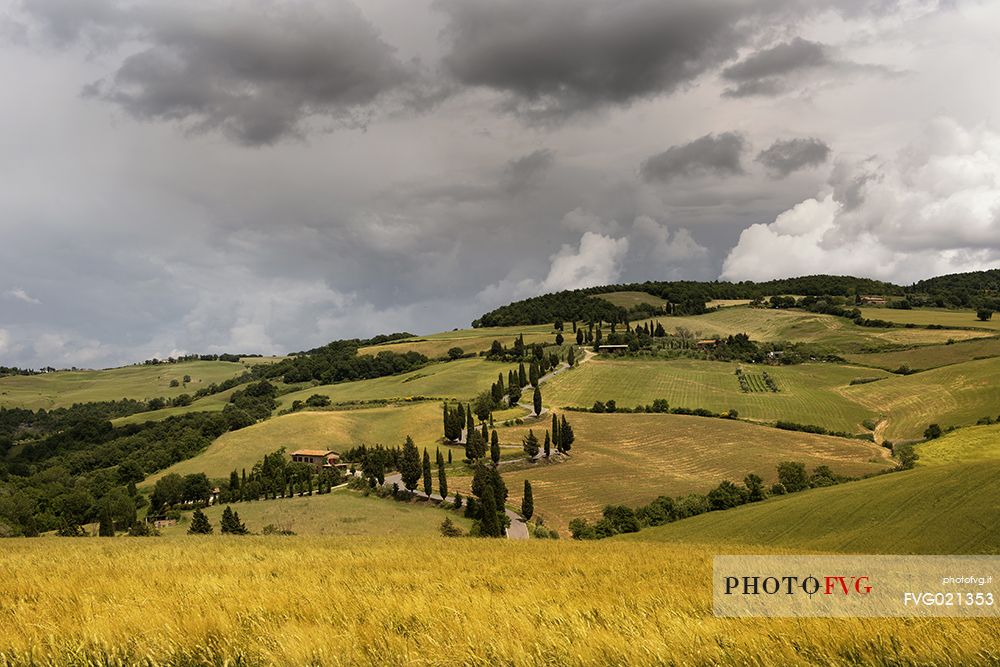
721;118;1000;284
5;287;40;304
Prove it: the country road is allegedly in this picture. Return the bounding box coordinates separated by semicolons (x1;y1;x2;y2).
380;472;528;539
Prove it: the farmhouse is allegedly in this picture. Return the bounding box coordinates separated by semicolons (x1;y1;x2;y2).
695;339;719;349
597;344;629;352
290;449;340;469
860;295;887;305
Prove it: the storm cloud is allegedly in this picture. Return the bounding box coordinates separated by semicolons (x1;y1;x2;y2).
756;138;832;178
1;0;996;369
641;133;747;183
25;0;422;144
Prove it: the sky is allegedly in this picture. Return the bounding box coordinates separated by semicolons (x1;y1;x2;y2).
2;0;1000;368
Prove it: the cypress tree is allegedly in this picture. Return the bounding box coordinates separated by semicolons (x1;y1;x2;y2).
443;402;450;440
189;508;213;534
481;421;488;443
561;415;574;451
518;362;527;387
528;362;539;387
448;449;453;464
521;480;534;520
567;346;575;366
229;470;240;494
437;450;448;500
480;485;502;538
98;504;115;537
544;431;551;458
221;506;248;534
466;408;475;436
422;448;433;496
555;332;564;346
522;429;540;459
401;436;422;491
551;413;559;451
497;372;505;395
490;430;500;464
307;476;313;496
533;386;542;417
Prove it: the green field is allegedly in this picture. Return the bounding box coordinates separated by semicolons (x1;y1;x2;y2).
542;358;886;434
358;325;553;358
623;460;1000;553
858;306;1000;331
0;361;248;410
638;306;987;352
592;291;668;309
277;358;514;409
844;336;1000;372
145;402;453;485
917;423;1000;464
454;412;889;530
158;489;470;537
844;356;1000;441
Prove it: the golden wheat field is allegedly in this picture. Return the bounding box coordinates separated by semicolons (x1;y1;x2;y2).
0;538;997;667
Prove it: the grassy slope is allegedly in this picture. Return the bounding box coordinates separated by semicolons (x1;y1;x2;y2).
0;361;248;410
917;423;1000;464
357;325;553;358
451;412;889;530
144;402;452;485
843;336;1000;371
4;539;997;666
638;306;987;352
592;291;668;309
843;356;1000;441
623;461;1000;554
159;489;470;537
277;358;514;408
858;306;1000;331
542;358;884;434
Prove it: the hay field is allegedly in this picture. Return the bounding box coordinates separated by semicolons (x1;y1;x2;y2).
0;361;247;410
144;402;451;484
455;412;889;530
358;325;553;358
542;358;884;434
843;336;1000;371
158;489;470;537
1;537;996;666
843;356;1000;441
591;290;669;309
858;306;1000;331
277;358;513;409
625;461;1000;555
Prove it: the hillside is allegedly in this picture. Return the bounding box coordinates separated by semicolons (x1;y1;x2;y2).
0;360;248;410
624;461;1000;553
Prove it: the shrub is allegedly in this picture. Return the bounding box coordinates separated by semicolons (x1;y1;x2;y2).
440;517;464;537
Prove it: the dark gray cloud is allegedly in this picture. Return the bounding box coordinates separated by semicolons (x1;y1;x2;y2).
756;137;831;177
641;133;747;183
24;0;421;145
721;37;896;98
437;0;753;120
501;149;555;194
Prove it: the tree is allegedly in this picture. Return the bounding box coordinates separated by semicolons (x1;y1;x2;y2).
518;362;527;387
447;346;465;359
98;504;115;537
437;449;448;499
894;442;919;469
188;508;213;534
220;506;248;534
977;308;993;321
707;480;747;510
555;333;564;346
560;415;574;452
522;429;540;459
465;429;486;461
479;485;503;538
533;386;542;417
422;449;433;496
551;413;559;451
490;430;500;464
924;423;943;440
776;462;808;493
567;346;576;366
744;474;766;502
521;480;534;520
543;430;551;457
448;449;452;464
528;362;539;387
400;436;422;491
440;517;463;537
